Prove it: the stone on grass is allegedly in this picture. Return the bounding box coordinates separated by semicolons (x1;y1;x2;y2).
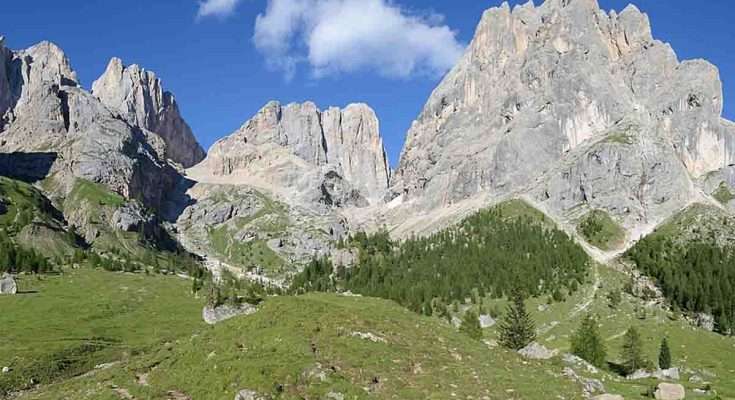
518;342;558;360
593;395;624;400
0;274;17;295
479;314;496;328
234;389;268;400
202;303;257;325
654;383;686;400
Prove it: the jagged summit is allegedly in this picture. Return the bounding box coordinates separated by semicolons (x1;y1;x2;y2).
192;100;391;208
387;0;735;245
92;57;206;168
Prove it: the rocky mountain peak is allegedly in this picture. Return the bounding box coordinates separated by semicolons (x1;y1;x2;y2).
193;100;390;207
389;0;735;240
92;57;205;168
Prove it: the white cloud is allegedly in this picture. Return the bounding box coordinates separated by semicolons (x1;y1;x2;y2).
197;0;242;19
253;0;465;80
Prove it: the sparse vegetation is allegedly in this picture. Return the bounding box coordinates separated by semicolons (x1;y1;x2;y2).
577;209;625;250
713;182;735;205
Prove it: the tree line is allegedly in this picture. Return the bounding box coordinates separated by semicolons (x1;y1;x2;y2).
626;236;735;335
292;206;591;315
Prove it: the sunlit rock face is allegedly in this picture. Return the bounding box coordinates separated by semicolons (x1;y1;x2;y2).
390;0;735;231
92;57;206;168
196;101;391;208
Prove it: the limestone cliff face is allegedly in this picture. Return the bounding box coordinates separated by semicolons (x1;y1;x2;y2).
0;39;183;210
195;101;390;207
92;58;206;168
391;0;735;233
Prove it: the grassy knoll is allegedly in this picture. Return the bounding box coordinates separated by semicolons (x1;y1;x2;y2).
577;209;626;250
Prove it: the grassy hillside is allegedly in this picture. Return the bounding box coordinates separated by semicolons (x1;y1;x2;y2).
13;292;585;400
0;176;77;258
0;269;205;396
625;204;735;334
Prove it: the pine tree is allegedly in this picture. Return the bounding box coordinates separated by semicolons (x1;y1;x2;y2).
658;337;672;370
571;314;607;368
620;326;647;375
459;310;483;340
498;290;536;350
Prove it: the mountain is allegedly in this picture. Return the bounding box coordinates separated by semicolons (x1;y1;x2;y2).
191;100;391;209
0;37;203;255
92;57;206;168
387;0;735;251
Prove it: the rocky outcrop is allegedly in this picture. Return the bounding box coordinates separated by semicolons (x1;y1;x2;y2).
193;101;390;208
654;383;686;400
390;0;735;239
202;303;257;325
0;274;17;295
0;39;190;212
92;58;205;167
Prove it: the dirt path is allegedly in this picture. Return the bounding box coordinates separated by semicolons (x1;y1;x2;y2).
570;263;600;318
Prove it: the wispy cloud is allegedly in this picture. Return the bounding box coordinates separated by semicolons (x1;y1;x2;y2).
197;0;242;20
253;0;465;80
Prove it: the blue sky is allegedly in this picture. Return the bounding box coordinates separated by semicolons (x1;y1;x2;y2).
2;0;734;166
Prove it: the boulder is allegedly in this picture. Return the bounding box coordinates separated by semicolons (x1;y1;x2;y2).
518;342;558;360
654;368;681;381
593;395;624;400
202;303;257;325
234;389;267;400
654;383;686;400
479;314;496;328
0;274;17;295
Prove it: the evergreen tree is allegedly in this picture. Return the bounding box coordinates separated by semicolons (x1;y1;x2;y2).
459;310;483;340
658;337;672;370
498;290;536;350
620;326;647;375
571;314;607;368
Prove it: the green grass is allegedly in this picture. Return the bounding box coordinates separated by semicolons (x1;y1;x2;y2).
713;182;735;205
208;225;285;272
0;269;205;396
604;132;636;145
15;293;584;400
495;198;555;228
0;177;76;257
467;263;735;399
577;209;626;250
67;179;125;210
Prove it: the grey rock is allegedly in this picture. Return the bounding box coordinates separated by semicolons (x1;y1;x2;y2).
202;303;257;325
0;39;181;212
584;378;606;395
593;395;624;400
654;368;680;381
654;383;686;400
695;313;715;331
92;58;205;167
518;342;557;360
234;389;268;400
478;314;495;328
388;0;735;247
0;274;17;295
194;101;390;208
